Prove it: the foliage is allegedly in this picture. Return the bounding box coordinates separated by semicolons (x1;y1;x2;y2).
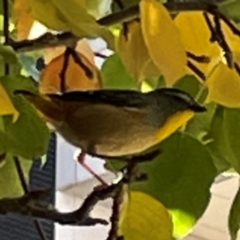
1;0;240;239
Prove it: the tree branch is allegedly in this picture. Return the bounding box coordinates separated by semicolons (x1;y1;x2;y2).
10;2;216;52
0;182;122;226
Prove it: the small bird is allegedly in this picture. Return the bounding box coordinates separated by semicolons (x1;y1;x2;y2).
15;88;206;158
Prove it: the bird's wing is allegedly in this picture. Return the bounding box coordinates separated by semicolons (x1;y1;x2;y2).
47;89;147;108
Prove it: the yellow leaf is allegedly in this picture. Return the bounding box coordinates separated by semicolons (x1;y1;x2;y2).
44;39;95;65
0;83;19;122
25;0;113;42
206;62;240;107
39;50;102;94
26;0;68;31
140;0;187;86
120;191;173;240
174;12;221;78
118;21;160;82
13;0;34;40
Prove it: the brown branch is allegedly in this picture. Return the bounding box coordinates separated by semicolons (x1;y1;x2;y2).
13;157;48;240
187;60;206;81
208;7;240;37
234;62;240;76
59;48;71;92
186;51;210;63
0;182;122;226
3;0;10;74
213;13;234;68
10;2;216;53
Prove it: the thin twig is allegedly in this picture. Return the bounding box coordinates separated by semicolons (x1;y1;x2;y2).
3;0;9;74
213;13;234;68
106;184;124;240
203;12;234;68
10;2;216;52
68;48;93;78
203;12;218;42
106;150;160;240
234;62;240;76
0;183;122;226
59;48;71;92
94;52;108;59
187;60;206;81
208;7;240;37
186;51;210;63
13;157;48;240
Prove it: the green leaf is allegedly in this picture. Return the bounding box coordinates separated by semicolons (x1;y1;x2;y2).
208;106;240;173
0;154;32;198
173;75;201;98
220;0;240;23
101;53;139;89
131;133;217;238
186;102;217;142
111;0;140;12
229;186;240;240
0;44;21;76
0;76;50;159
0;45;18;64
120;191;173;240
86;0;112;19
52;0;114;45
223;107;240;173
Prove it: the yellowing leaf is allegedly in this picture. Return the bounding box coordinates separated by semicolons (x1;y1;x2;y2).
140;0;187;85
13;0;34;40
26;0;68;31
25;0;113;42
120;191;173;240
118;21;160;82
206;62;240;107
44;39;95;65
174;12;221;78
39;50;102;94
0;83;18;122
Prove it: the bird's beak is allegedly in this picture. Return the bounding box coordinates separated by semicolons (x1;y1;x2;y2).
189;103;207;112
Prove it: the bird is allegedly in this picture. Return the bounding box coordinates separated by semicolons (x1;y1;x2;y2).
14;88;206;159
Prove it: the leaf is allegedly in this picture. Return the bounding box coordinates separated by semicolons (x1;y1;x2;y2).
25;0;68;31
0;45;19;64
0;76;50;159
101;53;138;89
222;108;240;173
0;154;32;198
39;50;102;94
131;133;217;238
0;82;19;122
140;0;187;85
220;0;240;24
44;39;95;65
13;0;34;40
206;62;240;108
0;44;21;76
229;186;240;240
118;20;160;82
173;75;202;98
174;12;221;78
86;0;112;19
25;0;114;43
185;102;217;142
120;191;173;240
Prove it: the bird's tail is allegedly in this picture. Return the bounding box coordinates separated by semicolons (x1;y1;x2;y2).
14;90;64;122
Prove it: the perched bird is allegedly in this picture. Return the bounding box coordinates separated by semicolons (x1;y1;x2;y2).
15;88;206;158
